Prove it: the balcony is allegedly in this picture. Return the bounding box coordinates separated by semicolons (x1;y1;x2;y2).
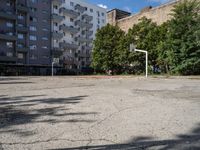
52;32;63;39
79;53;90;58
52;48;63;57
0;10;17;20
16;26;28;33
0;56;17;62
82;14;93;22
86;31;93;37
52;0;63;6
75;4;86;13
51;13;64;22
85;46;92;51
76;37;93;43
60;25;79;34
59;42;78;50
59;7;79;19
16;47;28;53
16;4;29;12
75;20;93;29
0;33;17;41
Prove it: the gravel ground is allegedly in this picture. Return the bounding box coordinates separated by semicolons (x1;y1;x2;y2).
0;76;200;150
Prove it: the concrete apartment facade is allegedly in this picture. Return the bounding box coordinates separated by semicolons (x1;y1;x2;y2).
0;0;106;75
107;0;180;33
51;0;106;71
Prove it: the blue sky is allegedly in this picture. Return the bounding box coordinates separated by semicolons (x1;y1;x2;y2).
85;0;171;13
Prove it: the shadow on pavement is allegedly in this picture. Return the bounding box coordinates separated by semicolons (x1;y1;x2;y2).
49;123;200;150
0;95;97;137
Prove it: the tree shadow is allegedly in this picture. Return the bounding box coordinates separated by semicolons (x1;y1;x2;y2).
0;95;97;137
0;82;34;84
49;123;200;150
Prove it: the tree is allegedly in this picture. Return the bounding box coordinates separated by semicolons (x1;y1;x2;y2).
127;17;161;74
92;24;125;74
157;0;200;75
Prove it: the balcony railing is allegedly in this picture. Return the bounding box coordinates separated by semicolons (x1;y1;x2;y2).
59;7;79;19
86;31;93;37
59;42;78;50
52;32;63;39
85;46;92;51
79;53;90;58
0;32;17;41
16;47;28;53
75;20;93;29
16;4;29;12
52;0;63;6
16;26;28;33
51;13;64;22
52;48;63;57
0;10;17;20
75;4;86;13
59;25;79;34
0;55;17;62
82;14;93;22
76;37;93;43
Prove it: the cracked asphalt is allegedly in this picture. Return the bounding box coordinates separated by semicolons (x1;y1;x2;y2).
0;76;200;150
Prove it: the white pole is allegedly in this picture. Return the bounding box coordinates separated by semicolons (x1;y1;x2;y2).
146;51;148;78
52;62;54;77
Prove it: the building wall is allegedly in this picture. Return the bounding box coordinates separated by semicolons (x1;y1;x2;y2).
107;0;180;33
51;0;106;70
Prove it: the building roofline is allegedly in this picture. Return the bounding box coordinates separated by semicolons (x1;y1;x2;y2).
117;0;180;22
107;8;131;14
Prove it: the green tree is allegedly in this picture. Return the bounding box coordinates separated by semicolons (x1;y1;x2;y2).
92;24;125;74
158;0;200;75
127;17;161;74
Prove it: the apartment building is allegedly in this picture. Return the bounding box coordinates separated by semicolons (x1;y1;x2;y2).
51;0;106;70
0;0;106;75
0;0;52;75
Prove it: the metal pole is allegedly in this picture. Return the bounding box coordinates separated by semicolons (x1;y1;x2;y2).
52;62;54;77
146;51;148;78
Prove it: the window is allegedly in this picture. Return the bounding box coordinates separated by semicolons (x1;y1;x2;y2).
70;2;74;6
17;43;24;48
30;16;37;22
7;52;13;57
6;42;13;48
42;28;48;31
30;45;37;50
18;33;24;39
18;14;24;20
17;53;24;59
70;18;73;22
53;5;58;10
42;37;48;40
30;55;37;60
90;9;93;13
18;24;24;27
42;46;48;49
6;22;13;28
30;7;37;12
30;0;38;3
53;22;58;26
97;11;100;17
42;10;48;14
102;12;105;16
43;19;48;23
30;35;37;41
30;26;37;31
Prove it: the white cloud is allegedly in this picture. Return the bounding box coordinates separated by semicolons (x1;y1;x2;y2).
98;4;108;9
123;6;131;12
